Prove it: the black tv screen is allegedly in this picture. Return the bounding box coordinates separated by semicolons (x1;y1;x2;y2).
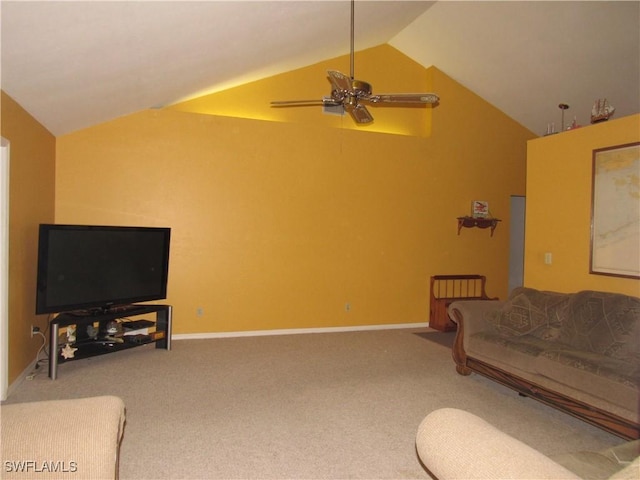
36;224;171;314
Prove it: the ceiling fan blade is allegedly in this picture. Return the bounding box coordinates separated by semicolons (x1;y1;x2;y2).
271;98;342;107
347;104;374;124
367;93;440;105
328;70;352;93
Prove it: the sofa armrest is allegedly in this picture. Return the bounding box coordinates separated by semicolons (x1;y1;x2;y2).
416;408;580;480
448;299;503;337
1;395;125;479
448;300;502;374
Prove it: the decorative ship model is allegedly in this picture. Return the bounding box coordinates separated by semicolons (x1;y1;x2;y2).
591;99;615;123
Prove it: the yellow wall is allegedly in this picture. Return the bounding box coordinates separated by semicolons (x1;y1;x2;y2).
1;91;56;383
56;51;533;335
525;114;640;297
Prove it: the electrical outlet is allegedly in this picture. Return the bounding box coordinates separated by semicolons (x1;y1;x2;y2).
30;325;40;338
345;302;351;312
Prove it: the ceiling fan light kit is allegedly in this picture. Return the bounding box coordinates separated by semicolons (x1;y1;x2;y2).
271;0;439;125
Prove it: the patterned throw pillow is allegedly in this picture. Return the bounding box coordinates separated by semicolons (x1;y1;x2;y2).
560;291;640;361
484;292;549;336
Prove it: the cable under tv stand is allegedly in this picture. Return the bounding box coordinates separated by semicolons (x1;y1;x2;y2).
48;304;172;380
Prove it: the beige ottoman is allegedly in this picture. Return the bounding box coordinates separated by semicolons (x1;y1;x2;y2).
1;396;125;479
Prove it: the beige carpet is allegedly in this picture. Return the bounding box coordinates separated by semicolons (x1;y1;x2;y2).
4;328;622;479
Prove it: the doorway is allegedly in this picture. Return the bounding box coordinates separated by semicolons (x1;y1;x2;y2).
509;195;526;295
1;137;9;400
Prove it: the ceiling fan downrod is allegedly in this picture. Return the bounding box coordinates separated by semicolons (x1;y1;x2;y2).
350;0;355;80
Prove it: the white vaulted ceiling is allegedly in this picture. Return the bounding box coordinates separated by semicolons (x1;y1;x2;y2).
1;1;639;137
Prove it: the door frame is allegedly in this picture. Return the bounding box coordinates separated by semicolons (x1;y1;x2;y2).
1;137;10;400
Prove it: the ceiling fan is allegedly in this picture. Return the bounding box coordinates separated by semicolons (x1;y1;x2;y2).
270;0;439;124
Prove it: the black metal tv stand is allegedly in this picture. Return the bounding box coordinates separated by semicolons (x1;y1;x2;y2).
49;304;172;380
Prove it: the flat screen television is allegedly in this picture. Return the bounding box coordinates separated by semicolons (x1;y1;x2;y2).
36;224;171;315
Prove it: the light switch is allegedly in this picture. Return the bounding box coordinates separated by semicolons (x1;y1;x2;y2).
544;252;552;265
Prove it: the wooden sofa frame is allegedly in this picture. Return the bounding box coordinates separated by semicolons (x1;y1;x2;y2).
449;307;640;440
429;275;497;332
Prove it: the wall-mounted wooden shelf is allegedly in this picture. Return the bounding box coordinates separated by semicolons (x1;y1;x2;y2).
457;216;501;236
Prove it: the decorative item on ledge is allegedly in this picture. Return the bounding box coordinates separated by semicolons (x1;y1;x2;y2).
591;98;615;124
457;216;501;236
544;103;582;135
471;200;489;218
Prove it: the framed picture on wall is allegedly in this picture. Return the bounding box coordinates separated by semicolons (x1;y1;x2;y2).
590;142;640;279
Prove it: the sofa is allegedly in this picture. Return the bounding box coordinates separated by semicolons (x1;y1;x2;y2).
448;287;640;439
416;408;640;480
1;395;125;479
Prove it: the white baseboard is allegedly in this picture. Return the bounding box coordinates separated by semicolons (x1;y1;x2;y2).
4;357;41;402
172;322;429;341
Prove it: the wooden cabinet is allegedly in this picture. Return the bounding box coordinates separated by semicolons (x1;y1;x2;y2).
429;275;497;331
